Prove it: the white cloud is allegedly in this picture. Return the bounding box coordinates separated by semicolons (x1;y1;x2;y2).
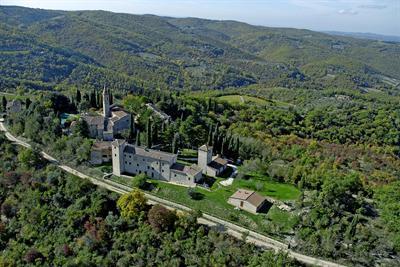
358;4;387;9
338;9;358;15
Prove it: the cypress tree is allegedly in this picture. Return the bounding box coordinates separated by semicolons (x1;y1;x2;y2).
128;114;135;143
25;98;32;109
136;130;141;146
76;89;81;103
152;122;158;145
146;118;152;148
172;133;179;154
207;125;213;146
2;96;7;112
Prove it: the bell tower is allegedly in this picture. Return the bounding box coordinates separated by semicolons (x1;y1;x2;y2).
102;85;110;118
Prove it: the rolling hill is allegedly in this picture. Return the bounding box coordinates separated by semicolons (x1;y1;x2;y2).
0;5;399;93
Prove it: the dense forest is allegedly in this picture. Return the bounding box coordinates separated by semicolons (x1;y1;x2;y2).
0;6;399;93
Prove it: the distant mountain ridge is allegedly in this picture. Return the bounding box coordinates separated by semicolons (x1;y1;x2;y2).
324;31;400;43
0;5;399;93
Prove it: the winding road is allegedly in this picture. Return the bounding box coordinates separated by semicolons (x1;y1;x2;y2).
0;120;346;267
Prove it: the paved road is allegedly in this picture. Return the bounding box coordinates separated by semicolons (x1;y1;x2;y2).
0;122;346;267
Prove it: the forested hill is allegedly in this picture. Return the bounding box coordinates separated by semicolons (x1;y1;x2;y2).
1;5;400;92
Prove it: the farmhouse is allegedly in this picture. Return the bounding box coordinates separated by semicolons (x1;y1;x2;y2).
112;139;202;186
228;189;268;214
83;86;131;141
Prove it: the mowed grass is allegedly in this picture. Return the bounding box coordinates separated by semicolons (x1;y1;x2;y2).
108;168;300;238
218;94;268;105
143;174;300;238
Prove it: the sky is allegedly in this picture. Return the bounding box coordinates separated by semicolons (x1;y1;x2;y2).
2;0;400;36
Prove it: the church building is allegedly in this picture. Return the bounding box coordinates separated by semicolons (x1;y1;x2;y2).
83;86;131;141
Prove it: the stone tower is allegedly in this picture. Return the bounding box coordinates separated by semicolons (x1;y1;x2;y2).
198;144;212;174
112;139;126;176
102;85;110;118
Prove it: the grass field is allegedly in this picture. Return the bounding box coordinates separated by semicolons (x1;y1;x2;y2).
218;94;268;105
108;169;300;239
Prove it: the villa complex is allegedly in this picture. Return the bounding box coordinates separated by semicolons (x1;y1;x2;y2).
83;86;131;141
111;141;228;186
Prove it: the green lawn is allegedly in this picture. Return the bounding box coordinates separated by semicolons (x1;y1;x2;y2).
147;179;297;238
103;164;300;240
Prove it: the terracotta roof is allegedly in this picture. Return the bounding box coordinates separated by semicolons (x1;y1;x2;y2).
207;156;227;170
171;163;202;176
92;141;112;151
247;192;266;207
82;115;104;129
213;156;228;165
230;189;266;207
112;110;130;119
123;144;176;162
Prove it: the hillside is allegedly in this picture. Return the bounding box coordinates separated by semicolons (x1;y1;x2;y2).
0;5;400;93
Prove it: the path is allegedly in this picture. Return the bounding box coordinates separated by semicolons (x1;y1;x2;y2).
0;121;346;267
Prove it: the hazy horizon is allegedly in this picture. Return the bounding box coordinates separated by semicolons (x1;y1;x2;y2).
2;0;399;37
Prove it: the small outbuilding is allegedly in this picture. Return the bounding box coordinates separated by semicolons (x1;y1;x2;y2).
228;189;268;214
90;141;112;165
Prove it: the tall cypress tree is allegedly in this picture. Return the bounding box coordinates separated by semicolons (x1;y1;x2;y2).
146;118;152;148
25;98;32;109
128;114;135;143
172;133;179;154
2;96;7;112
76;89;81;103
136;130;141;146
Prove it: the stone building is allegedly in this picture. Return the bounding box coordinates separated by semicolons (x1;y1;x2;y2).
90;141;112;165
198;145;228;177
6;99;22;114
228;189;268;214
146;103;171;122
112;140;202;187
83;86;131;141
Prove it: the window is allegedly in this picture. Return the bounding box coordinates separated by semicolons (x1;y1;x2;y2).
188;177;190;181
147;166;150;170
174;174;177;177
137;164;139;167
125;161;127;164
151;173;154;178
162;170;164;173
114;154;117;157
240;201;244;208
129;155;132;158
